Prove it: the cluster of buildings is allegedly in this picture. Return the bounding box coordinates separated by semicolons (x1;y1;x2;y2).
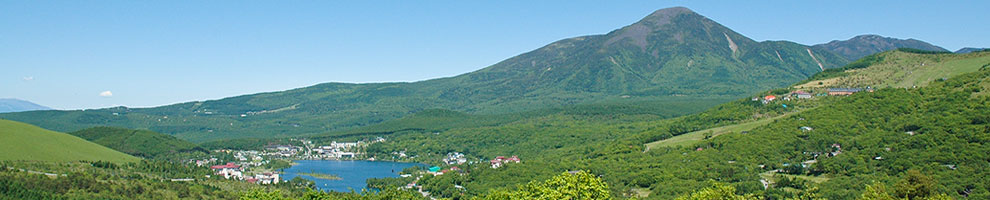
199;146;301;185
443;152;467;165
210;162;244;180
756;91;812;104
754;88;873;104
205;149;271;168
209;162;282;185
265;145;303;157
490;156;521;168
311;141;359;159
234;150;264;161
246;172;281;184
309;137;386;160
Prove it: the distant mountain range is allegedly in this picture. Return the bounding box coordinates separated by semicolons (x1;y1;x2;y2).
0;99;51;113
813;34;949;60
956;47;989;54
0;7;959;142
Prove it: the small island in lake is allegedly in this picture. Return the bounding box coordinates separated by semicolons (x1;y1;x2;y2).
299;172;342;180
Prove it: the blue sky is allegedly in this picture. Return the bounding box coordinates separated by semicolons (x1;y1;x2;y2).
2;1;988;110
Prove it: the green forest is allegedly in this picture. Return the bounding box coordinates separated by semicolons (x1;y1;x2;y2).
69;127;207;159
347;51;990;199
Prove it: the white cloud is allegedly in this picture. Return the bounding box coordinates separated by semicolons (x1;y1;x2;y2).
99;91;113;97
22;76;33;81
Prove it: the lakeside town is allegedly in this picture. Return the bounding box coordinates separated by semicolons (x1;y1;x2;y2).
189;137;382;185
167;86;876;198
182;135;528;199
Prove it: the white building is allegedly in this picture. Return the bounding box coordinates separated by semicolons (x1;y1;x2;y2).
254;173;280;185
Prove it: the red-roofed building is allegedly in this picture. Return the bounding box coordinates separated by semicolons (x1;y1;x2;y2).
210;162;240;170
211;162;243;179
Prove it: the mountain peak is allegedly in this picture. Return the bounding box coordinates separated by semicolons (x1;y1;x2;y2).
639;7;695;27
605;7;706;48
850;34;886;40
814;34;948;60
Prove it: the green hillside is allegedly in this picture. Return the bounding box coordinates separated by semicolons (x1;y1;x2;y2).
0;7;848;142
313;97;728;139
796;49;990;90
644;110;804;150
0;120;139;163
201;97;729;150
357;52;990;199
69;127;205;159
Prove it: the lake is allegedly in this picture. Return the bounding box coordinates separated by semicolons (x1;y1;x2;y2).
282;160;424;192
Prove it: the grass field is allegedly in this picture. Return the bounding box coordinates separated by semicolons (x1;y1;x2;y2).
796;51;990;89
0;119;139;163
645;110;805;151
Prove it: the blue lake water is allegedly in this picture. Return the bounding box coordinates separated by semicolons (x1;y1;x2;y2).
282;160;424;192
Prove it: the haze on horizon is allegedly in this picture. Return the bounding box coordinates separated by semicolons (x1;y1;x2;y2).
2;0;988;110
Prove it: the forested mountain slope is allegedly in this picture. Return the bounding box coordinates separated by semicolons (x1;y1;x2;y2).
0;7;847;142
356;51;990;199
69;127;205;159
